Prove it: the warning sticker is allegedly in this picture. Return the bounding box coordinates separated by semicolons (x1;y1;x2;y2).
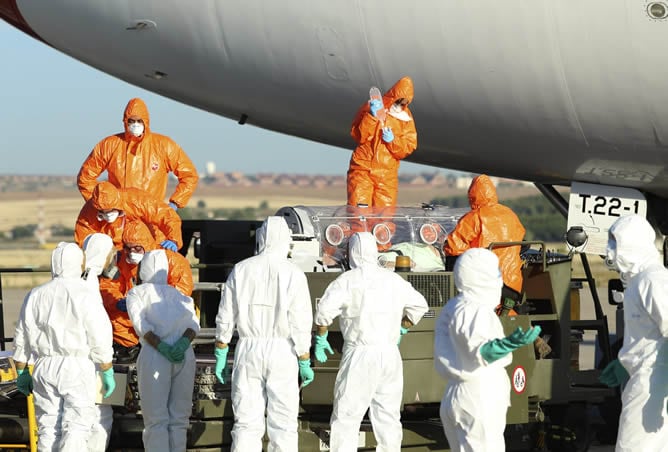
512;366;527;394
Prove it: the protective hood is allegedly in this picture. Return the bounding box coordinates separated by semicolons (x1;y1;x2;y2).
123;97;151;140
255;222;266;255
82;233;115;274
258;216;291;257
383;76;414;106
468;174;498;210
139;249;169;284
122;220;158;251
454;248;503;308
92;181;122;211
348;232;379;269
51;242;84;279
608;215;659;275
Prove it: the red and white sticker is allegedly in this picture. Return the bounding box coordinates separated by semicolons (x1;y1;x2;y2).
512;366;527;394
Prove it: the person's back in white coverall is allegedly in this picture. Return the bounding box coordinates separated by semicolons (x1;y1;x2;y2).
126;249;200;452
314;231;429;452
13;242;114;452
433;248;513;452
215;216;314;451
603;215;668;451
82;233;117;451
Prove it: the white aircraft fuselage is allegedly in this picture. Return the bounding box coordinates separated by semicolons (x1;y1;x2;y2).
4;0;668;201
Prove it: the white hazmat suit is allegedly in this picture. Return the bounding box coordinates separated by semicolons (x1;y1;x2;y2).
82;233;116;452
13;242;114;452
434;248;511;452
126;249;200;452
605;215;668;451
215;216;313;452
315;232;429;452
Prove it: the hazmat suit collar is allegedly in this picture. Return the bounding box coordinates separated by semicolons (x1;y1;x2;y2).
453;248;503;308
123;98;150;141
348;232;379;269
82;233;115;276
258;216;291;257
51;242;84;279
139;249;169;284
468;174;498;210
608;215;660;276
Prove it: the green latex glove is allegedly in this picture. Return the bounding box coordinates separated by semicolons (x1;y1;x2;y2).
16;368;32;396
102;368;116;398
157;341;180;363
397;327;409;346
170;337;191;362
215;347;229;384
480;326;542;363
599;359;629;388
298;359;315;388
314;332;334;363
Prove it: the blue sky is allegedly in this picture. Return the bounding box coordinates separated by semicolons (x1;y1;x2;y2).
0;21;437;177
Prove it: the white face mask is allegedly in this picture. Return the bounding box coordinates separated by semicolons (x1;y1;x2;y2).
127;252;144;265
98;211;120;223
128;122;144;137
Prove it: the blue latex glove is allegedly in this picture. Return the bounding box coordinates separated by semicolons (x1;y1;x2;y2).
16;368;32;396
369;99;383;117
382;127;394;143
168;202;178;210
314;332;334;363
116;298;127;312
161;240;178;252
170;337;191;362
480;326;542;363
101;367;116;398
298;359;314;388
599;359;629;388
215;347;229;384
397;326;409;346
157;341;180;363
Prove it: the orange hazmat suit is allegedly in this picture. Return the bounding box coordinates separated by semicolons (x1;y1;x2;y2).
347;76;418;208
77;98;199;208
105;220;194;347
74;181;183;250
444;175;526;294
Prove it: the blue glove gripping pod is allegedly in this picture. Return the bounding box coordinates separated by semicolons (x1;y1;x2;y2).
116;298;127;312
168;202;178;210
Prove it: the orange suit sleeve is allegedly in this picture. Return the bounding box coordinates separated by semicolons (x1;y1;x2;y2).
77;139;112;201
444;211;482;256
164;138;199;208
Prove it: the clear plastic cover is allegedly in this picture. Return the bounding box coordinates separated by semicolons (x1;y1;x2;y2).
275;205;468;272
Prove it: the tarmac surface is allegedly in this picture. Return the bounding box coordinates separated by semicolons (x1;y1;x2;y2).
0;285;618;451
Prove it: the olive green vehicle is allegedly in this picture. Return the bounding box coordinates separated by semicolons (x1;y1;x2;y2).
0;205;618;451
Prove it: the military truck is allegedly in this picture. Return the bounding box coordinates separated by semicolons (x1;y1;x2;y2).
0;204;618;451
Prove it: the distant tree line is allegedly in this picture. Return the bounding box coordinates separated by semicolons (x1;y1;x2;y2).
430;195;567;242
